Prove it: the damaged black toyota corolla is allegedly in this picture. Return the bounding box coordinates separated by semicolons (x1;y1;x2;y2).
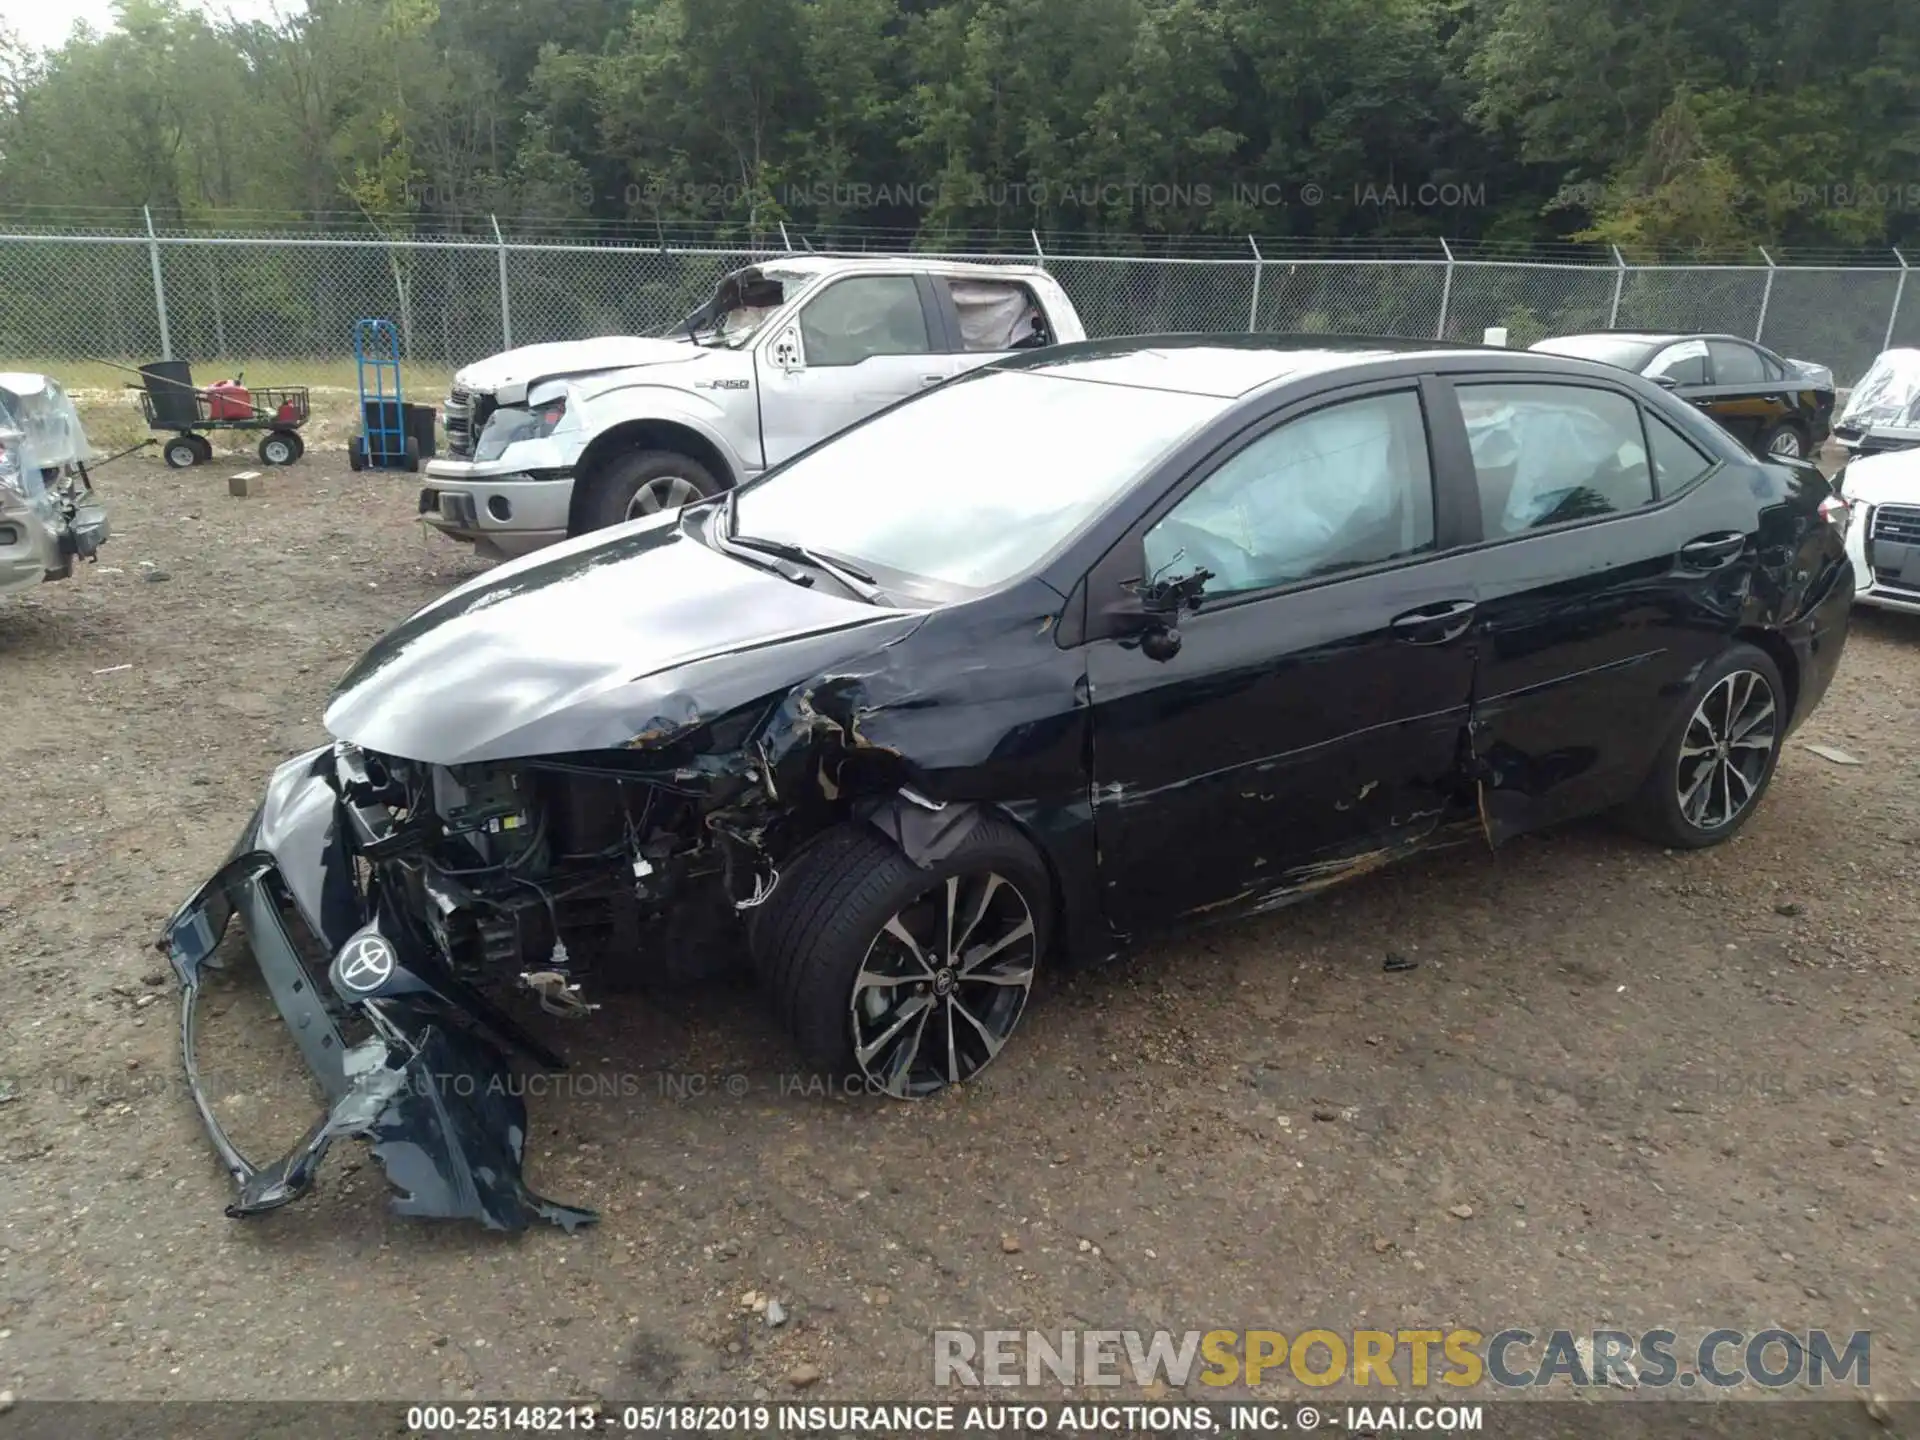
160;336;1854;1229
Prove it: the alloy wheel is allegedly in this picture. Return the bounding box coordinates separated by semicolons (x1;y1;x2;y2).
1675;669;1778;831
624;475;701;520
849;872;1038;1098
1767;430;1803;459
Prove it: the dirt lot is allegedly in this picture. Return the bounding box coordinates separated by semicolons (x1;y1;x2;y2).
0;441;1916;1411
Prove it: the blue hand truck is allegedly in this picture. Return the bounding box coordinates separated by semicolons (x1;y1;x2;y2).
349;318;420;472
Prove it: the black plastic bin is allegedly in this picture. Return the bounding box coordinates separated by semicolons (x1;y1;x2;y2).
139;360;199;428
358;400;437;466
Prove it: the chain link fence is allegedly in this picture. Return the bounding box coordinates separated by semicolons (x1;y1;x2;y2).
0;224;1912;385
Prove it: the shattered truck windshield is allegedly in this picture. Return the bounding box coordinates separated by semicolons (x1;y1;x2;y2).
670;266;804;348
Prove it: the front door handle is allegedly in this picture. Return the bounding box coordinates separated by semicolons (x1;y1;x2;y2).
1679;532;1747;569
1389;599;1476;645
921;374;945;386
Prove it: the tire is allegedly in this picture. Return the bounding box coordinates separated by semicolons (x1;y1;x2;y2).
1620;643;1786;849
403;434;421;473
258;431;300;466
187;433;214;464
572;449;720;536
347;437;366;473
1759;423;1806;461
752;818;1050;1097
163;436;200;469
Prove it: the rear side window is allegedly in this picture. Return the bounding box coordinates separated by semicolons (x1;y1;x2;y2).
1708;341;1767;385
1645;411;1715;494
1458;383;1656;536
1645;340;1708;386
944;278;1051;351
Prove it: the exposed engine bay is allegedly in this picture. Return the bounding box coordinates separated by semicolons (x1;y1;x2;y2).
337;737;790;1011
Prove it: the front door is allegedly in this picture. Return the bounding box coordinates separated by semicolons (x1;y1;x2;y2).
1085;384;1480;934
755;275;955;467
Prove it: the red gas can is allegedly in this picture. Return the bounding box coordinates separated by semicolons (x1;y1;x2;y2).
205;380;253;421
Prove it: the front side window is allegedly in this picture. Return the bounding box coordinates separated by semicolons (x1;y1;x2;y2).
1459;383;1655;535
730;370;1224;593
1645;339;1709;386
798;277;932;366
1142;391;1436;597
1708;341;1767;385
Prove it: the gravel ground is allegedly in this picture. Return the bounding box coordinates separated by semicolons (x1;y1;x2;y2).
0;445;1915;1411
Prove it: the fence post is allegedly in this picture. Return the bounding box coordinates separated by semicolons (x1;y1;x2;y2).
1754;246;1777;344
1608;246;1626;327
491;215;513;351
1031;230;1046;272
1247;236;1263;332
144;206;172;360
1435;238;1455;340
779;221;793;252
1889;249;1910;353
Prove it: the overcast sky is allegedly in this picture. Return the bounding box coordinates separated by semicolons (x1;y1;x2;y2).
5;0;290;51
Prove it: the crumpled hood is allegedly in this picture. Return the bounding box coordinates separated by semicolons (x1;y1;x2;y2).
1840;446;1920;505
455;336;702;403
323;513;923;765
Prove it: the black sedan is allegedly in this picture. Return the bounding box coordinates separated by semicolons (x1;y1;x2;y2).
159;335;1856;1230
1529;331;1835;461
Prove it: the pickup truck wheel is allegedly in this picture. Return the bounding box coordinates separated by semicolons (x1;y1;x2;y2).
574;450;719;535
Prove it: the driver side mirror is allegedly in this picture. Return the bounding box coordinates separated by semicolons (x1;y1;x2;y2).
1111;565;1213;663
772;327;805;374
1651;373;1681;390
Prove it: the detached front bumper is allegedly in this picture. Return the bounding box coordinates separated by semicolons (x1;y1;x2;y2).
156;747;596;1231
418;470;574;559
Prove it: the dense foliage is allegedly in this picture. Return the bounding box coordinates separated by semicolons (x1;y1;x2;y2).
0;0;1914;256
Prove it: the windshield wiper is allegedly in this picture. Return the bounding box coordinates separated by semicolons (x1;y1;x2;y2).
718;496;886;601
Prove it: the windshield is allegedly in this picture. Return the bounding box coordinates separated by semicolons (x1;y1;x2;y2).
1529;335;1660;371
671;266;808;349
730;369;1226;593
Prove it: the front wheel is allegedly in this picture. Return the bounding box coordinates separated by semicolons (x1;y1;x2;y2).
572;449;719;536
347;437;366;472
163;435;201;469
1621;643;1785;849
258;430;302;466
752;820;1050;1098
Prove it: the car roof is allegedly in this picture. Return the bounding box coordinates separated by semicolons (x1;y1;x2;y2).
747;254;1050;281
985;332;1503;398
1542;331;1768;348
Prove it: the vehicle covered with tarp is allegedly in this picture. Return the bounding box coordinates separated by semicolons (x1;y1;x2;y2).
1835;348;1920;456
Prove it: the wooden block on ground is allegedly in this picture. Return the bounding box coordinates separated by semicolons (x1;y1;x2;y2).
228;470;265;497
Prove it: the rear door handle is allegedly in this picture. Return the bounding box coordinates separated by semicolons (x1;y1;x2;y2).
1389;599;1476;645
1679;532;1747;569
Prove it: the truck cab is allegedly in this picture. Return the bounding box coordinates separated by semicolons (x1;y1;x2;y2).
419;257;1084;560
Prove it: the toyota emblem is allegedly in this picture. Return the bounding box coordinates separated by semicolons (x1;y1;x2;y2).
337;933;396;994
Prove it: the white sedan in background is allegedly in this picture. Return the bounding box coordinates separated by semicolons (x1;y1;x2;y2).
1833;348;1920;616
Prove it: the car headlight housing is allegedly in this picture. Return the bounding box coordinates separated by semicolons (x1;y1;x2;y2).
472;397;569;462
0;434;24;496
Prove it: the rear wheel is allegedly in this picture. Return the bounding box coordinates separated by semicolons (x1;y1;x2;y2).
1760;423;1806;461
1621;643;1785;849
751;820;1049;1097
347;437;366;472
572;449;719;535
402;434;421;473
163;435;201;469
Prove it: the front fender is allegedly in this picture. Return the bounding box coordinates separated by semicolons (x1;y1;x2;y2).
570;384;756;484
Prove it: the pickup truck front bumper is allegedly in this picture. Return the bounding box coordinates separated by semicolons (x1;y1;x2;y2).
156;746;597;1231
418;463;574;559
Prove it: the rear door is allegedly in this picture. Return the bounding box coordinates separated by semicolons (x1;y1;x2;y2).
1700;339;1794;452
755;274;956;466
930;275;1057;376
1438;375;1758;836
1084;378;1482;933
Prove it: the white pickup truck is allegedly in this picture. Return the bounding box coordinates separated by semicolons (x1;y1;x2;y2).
419;256;1085;558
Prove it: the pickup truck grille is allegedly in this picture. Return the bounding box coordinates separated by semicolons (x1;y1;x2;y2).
443;387;495;460
1870;504;1920;548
